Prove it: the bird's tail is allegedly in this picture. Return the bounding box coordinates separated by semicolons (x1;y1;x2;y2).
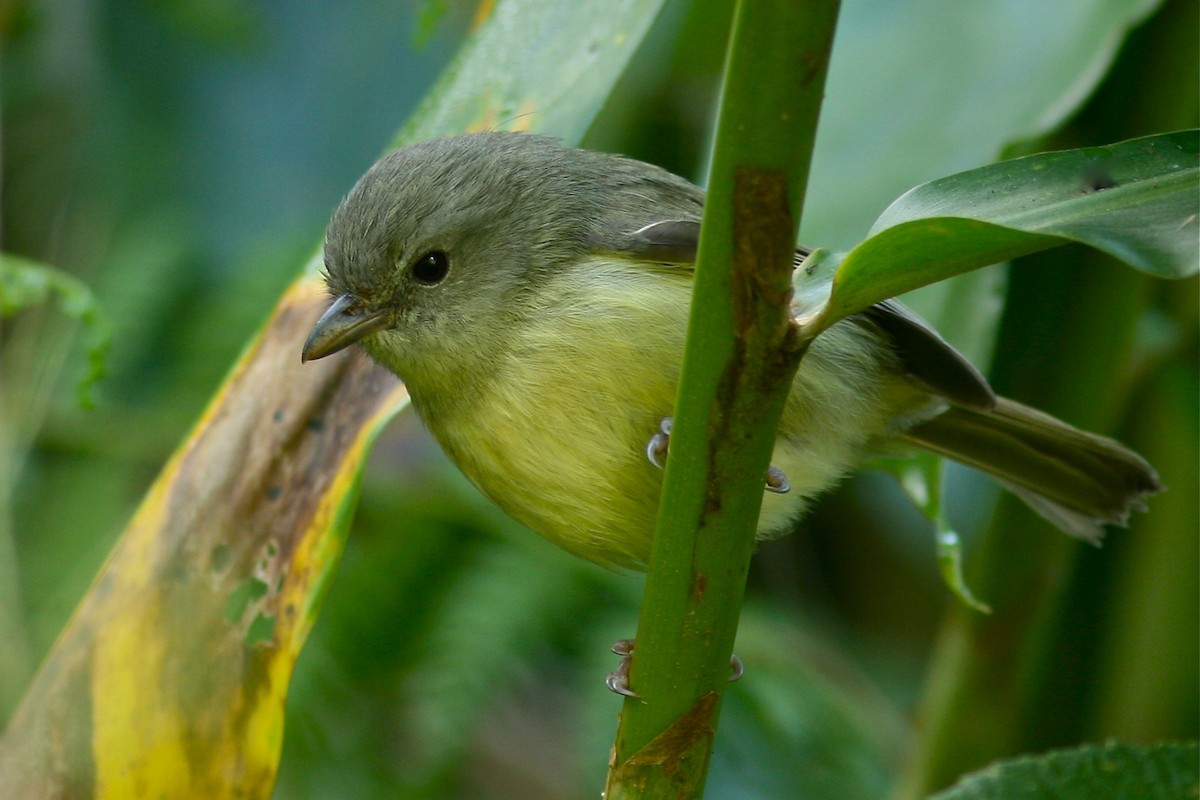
900;397;1162;542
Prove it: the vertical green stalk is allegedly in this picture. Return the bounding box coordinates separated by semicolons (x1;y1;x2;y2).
897;1;1196;791
896;251;1153;797
1085;361;1200;741
605;1;841;797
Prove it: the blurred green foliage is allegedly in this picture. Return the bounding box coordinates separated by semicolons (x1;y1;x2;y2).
1;1;1195;798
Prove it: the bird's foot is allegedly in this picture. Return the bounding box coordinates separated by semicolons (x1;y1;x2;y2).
645;416;790;494
765;464;790;494
645;418;672;469
605;639;638;697
605;638;744;697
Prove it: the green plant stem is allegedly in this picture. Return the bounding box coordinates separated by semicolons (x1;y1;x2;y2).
1086;360;1199;740
896;251;1152;798
605;1;841;796
897;1;1196;788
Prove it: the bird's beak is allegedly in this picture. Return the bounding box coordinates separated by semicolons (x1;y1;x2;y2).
301;294;391;362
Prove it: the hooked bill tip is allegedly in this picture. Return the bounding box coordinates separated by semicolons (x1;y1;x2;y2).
301;294;390;363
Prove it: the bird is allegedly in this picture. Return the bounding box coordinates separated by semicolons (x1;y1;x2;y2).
302;131;1161;572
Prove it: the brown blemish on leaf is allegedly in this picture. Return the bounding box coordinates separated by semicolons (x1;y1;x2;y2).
0;276;409;798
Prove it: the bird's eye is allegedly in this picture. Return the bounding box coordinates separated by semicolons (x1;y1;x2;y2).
412;251;450;285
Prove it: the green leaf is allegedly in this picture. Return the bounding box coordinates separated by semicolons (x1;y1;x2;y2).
302;0;670;281
396;0;669;147
807;0;1164;249
872;130;1199;276
930;741;1200;800
798;131;1199;335
0;1;676;796
794;223;1061;333
0;253;110;408
805;0;1167;390
870;453;991;613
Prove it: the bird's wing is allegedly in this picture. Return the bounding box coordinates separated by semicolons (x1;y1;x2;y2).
861;300;996;410
612;225;995;410
615;220;701;265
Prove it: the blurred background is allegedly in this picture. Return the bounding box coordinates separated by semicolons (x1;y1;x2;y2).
1;0;1196;798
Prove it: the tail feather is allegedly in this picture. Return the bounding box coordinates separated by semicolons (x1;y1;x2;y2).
900;397;1162;543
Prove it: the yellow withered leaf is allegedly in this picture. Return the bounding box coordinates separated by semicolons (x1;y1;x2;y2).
0;275;408;798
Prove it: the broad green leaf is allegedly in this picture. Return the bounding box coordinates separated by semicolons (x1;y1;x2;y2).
872;130;1199;276
0;1;669;797
807;0;1164;249
808;0;1166;405
930;741;1200;800
397;2;667;146
798;131;1199;335
795;221;1061;333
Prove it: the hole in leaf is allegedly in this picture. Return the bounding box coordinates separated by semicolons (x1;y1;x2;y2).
245;611;276;646
224;576;269;623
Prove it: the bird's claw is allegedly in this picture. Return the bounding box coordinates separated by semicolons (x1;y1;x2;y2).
729;653;744;682
605;638;744;697
765;464;790;494
606;639;638;697
645;417;673;469
647;417;788;494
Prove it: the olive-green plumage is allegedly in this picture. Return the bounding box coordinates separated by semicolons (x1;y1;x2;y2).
304;132;1160;570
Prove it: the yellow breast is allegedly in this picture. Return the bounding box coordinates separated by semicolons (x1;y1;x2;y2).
423;258;905;569
425;260;686;568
